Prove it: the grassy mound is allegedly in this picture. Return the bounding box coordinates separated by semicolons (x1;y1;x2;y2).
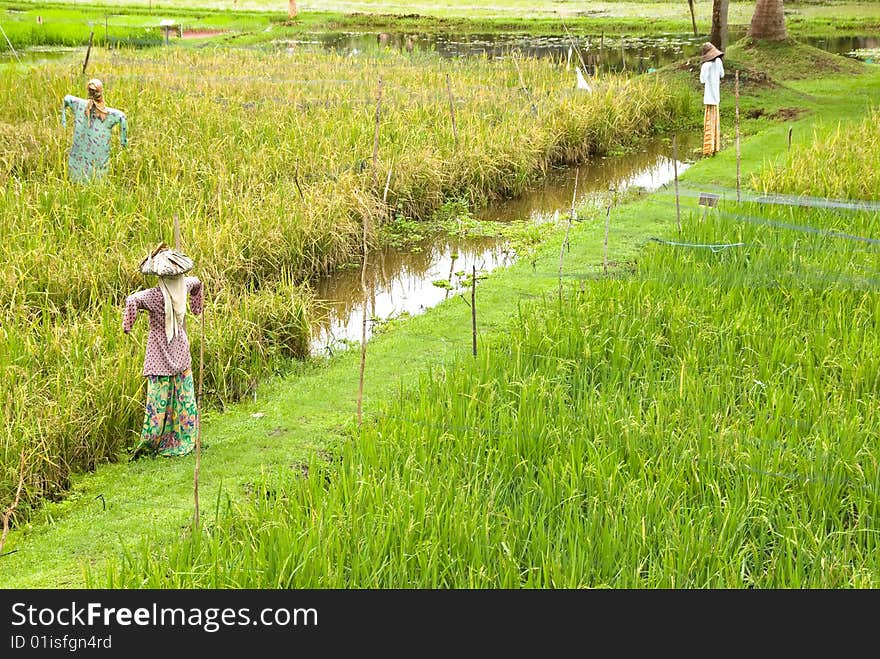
724;37;866;81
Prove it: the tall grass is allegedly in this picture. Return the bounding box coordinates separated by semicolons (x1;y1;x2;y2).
0;46;692;521
755;108;880;201
94;113;880;588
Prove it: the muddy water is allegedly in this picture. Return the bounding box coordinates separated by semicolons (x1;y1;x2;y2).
309;131;700;353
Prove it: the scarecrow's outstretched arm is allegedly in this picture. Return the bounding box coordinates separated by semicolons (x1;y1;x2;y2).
122;289;150;333
186;277;204;315
61;95;79;128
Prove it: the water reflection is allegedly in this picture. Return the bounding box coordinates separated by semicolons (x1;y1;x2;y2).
282;31;880;69
310;237;512;353
310;131;698;353
477;132;699;223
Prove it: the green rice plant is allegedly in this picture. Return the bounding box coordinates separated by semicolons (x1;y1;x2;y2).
0;45;693;520
91;113;880;587
754;108;880;201
94;199;880;588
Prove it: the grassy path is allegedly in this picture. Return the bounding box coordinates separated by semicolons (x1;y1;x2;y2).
3;60;878;589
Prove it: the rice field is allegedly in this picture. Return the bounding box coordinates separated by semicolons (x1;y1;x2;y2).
0;45;693;522
93;110;880;588
755;107;880;201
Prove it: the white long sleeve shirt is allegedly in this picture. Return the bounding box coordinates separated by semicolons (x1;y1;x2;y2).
700;58;725;105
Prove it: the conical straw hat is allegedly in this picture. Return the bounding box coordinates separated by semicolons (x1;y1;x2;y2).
139;242;194;276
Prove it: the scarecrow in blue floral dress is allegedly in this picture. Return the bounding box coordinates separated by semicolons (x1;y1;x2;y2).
62;78;128;182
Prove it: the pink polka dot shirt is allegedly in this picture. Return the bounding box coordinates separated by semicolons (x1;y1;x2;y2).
123;277;204;376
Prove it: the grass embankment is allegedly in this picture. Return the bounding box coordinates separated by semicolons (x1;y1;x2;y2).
3;1;880;50
2;41;876;588
0;46;691;531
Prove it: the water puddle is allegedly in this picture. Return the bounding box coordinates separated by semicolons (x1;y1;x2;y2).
309;131;699;353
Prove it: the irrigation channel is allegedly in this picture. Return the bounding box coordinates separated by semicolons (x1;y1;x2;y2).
3;29;878;65
309;131;699;354
284;32;879;68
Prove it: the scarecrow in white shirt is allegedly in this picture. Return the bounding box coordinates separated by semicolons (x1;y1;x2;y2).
699;42;725;156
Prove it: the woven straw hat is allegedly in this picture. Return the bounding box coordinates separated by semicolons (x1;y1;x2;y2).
139;242;194;276
700;42;724;63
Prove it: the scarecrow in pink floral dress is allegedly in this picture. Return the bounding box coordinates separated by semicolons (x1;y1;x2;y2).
123;243;203;459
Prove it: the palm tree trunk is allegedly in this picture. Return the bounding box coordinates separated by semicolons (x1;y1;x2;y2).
710;0;730;50
747;0;787;40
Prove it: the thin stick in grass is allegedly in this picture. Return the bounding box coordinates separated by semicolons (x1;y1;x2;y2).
604;191;613;276
735;70;741;203
294;161;304;201
559;168;579;304
672;134;681;235
193;287;205;530
358;76;383;426
471;265;477;357
446;73;458;152
82;30;94;75
513;53;537;116
0;24;21;64
0;450;26;556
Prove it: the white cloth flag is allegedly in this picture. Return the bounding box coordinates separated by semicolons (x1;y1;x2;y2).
576;67;592;91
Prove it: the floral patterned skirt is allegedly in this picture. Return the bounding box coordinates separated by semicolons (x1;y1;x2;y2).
135;370;198;457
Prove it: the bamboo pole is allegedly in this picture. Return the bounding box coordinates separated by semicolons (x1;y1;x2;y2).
735;70;741;203
357;76;382;426
471;265;477;357
173;214;206;531
82;30;94;75
673;134;681;234
193;293;205;530
604;195;612;275
559;169;579;305
0;24;21;64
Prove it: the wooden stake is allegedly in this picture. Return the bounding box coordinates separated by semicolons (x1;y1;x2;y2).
471;265;477;357
672;134;681;235
82;30;94;75
735;70;741;203
559;169;579;305
446;73;458;152
788;126;793;153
